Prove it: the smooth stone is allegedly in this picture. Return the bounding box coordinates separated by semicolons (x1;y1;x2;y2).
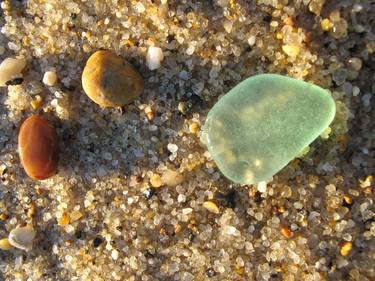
203;74;336;185
8;226;36;251
18;115;59;180
82;50;144;107
0;57;26;87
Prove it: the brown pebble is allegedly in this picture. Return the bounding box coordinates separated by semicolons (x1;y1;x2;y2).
18;115;59;180
82;50;144;107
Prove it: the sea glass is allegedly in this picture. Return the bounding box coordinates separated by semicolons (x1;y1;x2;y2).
203;74;336;184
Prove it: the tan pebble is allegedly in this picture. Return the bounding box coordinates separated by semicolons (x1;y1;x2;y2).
31;95;43;109
18;115;59;180
174;224;182;234
146;111;154;121
0;238;12;250
202;201;220;214
144;105;154;120
27;202;37;219
282;45;300;57
58;213;70;226
340;242;352;256
161;169;184;187
281;226;293;238
70;210;83;222
144;106;154;120
8;226;36;251
276;32;284;40
82;50;144;107
43;71;57;86
189;122;200;134
283;17;294;26
150;173;162;188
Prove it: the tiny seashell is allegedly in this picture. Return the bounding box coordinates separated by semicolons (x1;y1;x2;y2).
8;226;36;251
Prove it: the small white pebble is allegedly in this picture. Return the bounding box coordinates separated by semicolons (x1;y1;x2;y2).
167;143;178;153
182;208;193;215
43;71;57;86
111;249;119;260
186;45;195;55
257;181;267;193
177;194;186;203
223;225;240;236
247;35;256;46
134;2;145;13
146;46;164;70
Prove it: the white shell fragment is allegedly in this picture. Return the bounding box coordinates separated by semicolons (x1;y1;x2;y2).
8;226;36;251
0;57;26;86
146;46;164;70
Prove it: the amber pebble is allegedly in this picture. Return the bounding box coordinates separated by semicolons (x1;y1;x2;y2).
18;115;59;180
82;50;144;107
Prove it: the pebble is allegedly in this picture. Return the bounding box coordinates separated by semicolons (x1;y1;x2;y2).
0;57;26;86
206;268;216;277
111;249;119;260
282;45;300;57
146;46;164;70
188;122;200;134
281;226;293;238
92;237;103;248
18;115;59;180
202;74;336;184
320;18;333;31
167;143;178;153
223;20;234;33
202;201;220;214
347;57;363;71
5;77;24;86
340;242;353;256
150;173;162;188
161;169;184;187
257;181;267;193
0;238;13;250
82;50;144;107
247;35;256;46
43;70;57;86
143;187;155;199
58;213;70;226
8;226;36;251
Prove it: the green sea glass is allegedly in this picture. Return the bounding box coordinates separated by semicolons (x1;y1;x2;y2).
203;74;336;184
